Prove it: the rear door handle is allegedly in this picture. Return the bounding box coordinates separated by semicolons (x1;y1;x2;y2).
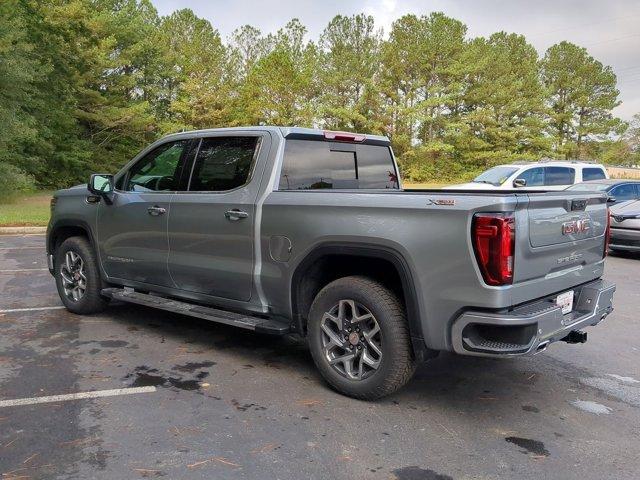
225;209;249;221
147;205;166;216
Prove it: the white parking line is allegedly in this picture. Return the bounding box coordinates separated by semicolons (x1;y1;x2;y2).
0;268;49;273
0;246;43;251
0;306;65;313
0;233;45;238
0;386;157;408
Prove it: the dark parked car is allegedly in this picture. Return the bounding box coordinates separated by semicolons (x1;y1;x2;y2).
566;179;640;204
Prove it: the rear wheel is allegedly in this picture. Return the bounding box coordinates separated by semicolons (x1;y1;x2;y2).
308;276;416;400
54;236;109;314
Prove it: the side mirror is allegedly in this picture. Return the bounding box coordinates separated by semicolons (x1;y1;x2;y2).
513;178;526;188
606;196;616;204
88;174;114;203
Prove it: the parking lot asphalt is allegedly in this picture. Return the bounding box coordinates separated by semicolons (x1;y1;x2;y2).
1;234;639;480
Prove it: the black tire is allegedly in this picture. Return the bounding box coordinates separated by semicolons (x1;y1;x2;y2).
307;276;416;400
54;236;109;314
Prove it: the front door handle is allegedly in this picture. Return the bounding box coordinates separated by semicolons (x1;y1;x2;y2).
225;209;249;221
147;205;167;216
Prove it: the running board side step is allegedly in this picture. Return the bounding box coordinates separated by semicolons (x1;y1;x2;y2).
101;288;290;336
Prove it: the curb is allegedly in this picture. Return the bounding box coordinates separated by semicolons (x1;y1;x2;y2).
0;226;47;235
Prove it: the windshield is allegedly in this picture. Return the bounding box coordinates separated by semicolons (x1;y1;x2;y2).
566;183;610;192
473;166;519;186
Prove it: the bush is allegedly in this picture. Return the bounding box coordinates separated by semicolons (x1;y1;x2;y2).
0;163;36;203
398;146;484;184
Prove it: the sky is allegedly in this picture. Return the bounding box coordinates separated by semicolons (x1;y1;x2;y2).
150;0;640;121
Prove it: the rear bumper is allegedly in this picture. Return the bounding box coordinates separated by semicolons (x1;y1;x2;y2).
451;278;615;357
610;227;640;251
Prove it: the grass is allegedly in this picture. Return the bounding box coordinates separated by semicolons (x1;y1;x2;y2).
403;182;450;189
0;191;53;227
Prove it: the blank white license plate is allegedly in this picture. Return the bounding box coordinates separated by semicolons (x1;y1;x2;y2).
556;290;574;314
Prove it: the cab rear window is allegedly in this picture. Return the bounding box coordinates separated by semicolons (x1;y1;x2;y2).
279;140;399;190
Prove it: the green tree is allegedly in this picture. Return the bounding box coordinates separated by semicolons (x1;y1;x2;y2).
0;0;39;175
380;12;468;179
455;32;550;166
157;9;231;130
236;19;318;126
71;0;163;174
540;41;623;159
624;113;640;154
318;14;383;133
0;0;93;188
229;25;273;79
0;5;630;190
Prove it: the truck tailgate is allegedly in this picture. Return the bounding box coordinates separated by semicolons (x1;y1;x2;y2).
514;192;608;288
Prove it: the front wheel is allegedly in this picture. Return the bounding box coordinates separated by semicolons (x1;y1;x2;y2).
54;236;109;314
308;276;416;400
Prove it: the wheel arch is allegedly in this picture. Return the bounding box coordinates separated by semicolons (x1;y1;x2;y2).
289;243;434;360
47;220;96;256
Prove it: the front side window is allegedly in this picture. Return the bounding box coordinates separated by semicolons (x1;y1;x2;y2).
582;168;607;181
473;166;519;186
544;167;575;186
518;167;544;187
279;140;398;190
189;136;259;192
610;184;638;202
126;140;190;192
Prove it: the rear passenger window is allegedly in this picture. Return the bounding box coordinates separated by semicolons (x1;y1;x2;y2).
582;168;607;181
544;167;575;186
279;140;399;190
189;137;259;192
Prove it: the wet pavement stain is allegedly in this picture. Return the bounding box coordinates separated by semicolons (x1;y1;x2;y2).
124;366;204;391
172;360;216;373
95;340;129;348
231;399;268;412
167;378;201;390
522;405;540;413
131;372;166;388
75;339;129;348
505;436;550;456
393;466;454;480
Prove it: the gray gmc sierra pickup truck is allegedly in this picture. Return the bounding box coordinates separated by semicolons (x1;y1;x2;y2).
47;127;616;399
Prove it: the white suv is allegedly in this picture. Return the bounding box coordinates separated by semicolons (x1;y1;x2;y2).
444;161;609;191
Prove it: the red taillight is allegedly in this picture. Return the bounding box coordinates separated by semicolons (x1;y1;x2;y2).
472;213;515;286
604;211;611;257
323;130;366;142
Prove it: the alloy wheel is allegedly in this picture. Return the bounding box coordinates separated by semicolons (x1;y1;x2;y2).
60;250;87;302
320;299;382;380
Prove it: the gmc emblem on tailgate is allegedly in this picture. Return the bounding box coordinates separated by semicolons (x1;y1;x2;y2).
561;219;591;235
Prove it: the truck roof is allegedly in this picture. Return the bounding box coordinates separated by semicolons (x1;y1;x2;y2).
509;159;605;167
160;126;391;146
